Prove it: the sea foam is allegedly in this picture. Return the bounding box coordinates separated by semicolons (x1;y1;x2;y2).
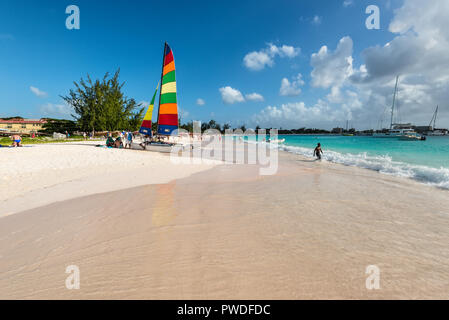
276;143;449;190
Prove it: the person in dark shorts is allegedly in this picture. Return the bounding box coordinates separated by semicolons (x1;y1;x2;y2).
313;143;323;160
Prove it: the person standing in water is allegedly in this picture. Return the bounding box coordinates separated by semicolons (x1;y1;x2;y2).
313;143;323;160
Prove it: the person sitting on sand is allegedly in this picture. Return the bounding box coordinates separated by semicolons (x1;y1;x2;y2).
11;134;22;147
140;135;151;150
313;143;323;160
114;136;123;148
106;135;115;148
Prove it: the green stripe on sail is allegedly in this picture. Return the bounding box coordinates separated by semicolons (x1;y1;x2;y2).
160;92;177;104
150;85;158;105
162;71;176;85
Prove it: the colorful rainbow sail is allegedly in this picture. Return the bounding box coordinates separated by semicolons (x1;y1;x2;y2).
157;43;179;135
139;83;159;136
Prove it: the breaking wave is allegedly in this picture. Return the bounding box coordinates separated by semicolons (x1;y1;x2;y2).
277;143;449;190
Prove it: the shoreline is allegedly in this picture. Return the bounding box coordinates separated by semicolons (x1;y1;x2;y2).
275;141;449;190
1;139;446;217
1;146;449;299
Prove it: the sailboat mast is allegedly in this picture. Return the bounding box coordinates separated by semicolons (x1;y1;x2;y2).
156;42;167;135
390;75;399;130
429;105;439;130
434;105;438;129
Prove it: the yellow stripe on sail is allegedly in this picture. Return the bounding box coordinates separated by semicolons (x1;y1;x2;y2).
161;82;176;94
143;104;154;121
142;83;159;121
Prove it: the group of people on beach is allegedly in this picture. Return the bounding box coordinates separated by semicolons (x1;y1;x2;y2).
106;131;134;149
103;130;174;150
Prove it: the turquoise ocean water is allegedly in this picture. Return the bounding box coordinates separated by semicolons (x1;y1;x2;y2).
266;135;449;189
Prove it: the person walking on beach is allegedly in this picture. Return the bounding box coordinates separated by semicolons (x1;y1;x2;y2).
314;143;323;160
126;131;133;149
140;135;151;150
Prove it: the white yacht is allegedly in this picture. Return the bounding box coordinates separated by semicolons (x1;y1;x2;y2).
374;76;424;140
428;129;448;136
374;127;416;138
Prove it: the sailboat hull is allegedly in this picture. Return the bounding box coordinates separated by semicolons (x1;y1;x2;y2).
427;132;447;136
372;133;402;138
130;142;174;153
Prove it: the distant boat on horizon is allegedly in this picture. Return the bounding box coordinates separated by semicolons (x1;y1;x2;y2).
373;76;425;140
426;106;448;136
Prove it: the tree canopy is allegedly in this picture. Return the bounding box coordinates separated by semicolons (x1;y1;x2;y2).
40;118;79;134
61;69;144;133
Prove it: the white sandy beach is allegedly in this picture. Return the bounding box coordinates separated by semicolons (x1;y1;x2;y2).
0;141;218;217
1;141;449;299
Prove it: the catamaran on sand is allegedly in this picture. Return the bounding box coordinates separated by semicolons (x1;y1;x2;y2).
132;42;186;153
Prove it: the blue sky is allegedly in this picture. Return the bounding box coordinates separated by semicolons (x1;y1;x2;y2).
3;0;443;130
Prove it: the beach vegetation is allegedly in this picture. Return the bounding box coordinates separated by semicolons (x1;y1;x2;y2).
40;118;80;134
61;69;144;134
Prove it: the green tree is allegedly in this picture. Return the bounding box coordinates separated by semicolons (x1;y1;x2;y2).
40;118;80;134
61;69;144;133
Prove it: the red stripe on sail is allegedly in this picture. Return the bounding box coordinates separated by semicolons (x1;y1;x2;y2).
158;114;178;126
141;120;152;128
164;50;174;66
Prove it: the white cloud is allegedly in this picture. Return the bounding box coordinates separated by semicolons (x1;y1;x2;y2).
343;0;353;7
347;0;449;127
219;86;245;104
40;103;72;119
252;37;361;128
311;36;354;89
196;98;206;106
280;73;305;96
30;86;48;98
252;100;347;128
252;0;449;129
243;51;273;71
311;15;322;25
326;86;343;103
243;43;300;71
351;0;449;83
275;44;300;58
245;93;264;102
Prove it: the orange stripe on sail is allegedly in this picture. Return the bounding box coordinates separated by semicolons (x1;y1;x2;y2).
159;103;178;114
163;61;175;76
